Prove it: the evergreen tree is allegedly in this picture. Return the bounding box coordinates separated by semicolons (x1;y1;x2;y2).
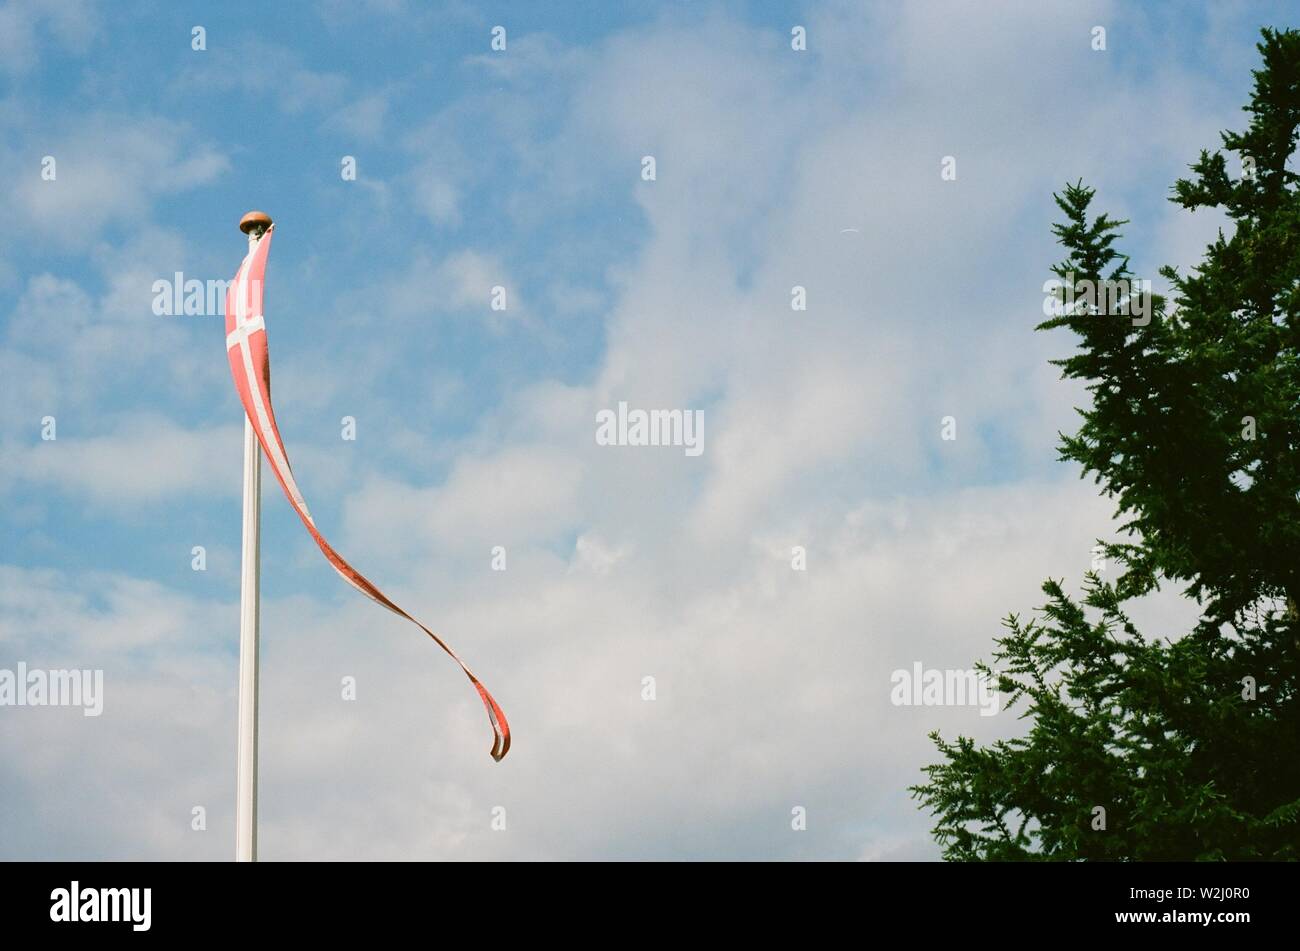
911;28;1300;861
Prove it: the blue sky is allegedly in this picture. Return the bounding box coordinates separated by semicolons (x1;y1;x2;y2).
1;0;1293;860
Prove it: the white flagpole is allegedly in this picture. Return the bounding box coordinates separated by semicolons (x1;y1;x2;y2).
235;212;269;862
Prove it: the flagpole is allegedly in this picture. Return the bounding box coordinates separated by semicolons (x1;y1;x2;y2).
235;211;270;862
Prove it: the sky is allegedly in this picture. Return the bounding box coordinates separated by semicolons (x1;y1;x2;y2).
0;0;1292;860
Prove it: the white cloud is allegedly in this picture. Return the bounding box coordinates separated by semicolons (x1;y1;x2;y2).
0;0;99;75
343;444;582;561
0;414;242;506
571;533;628;576
370;247;526;332
1;227;232;428
6;115;227;245
0;474;1197;860
438;250;518;321
327;92;391;141
464;32;588;82
173;38;348;116
410;170;461;227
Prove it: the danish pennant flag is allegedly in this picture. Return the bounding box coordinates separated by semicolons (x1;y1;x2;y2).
224;226;510;761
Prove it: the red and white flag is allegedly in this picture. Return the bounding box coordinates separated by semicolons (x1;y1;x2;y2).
224;226;510;761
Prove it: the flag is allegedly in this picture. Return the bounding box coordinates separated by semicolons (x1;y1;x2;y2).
224;226;510;761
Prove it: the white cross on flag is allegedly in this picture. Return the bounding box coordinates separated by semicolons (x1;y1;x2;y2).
224;225;510;761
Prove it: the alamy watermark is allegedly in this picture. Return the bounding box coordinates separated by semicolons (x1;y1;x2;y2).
595;401;704;456
1043;271;1153;326
152;273;259;316
50;882;150;931
0;662;103;716
890;663;1000;717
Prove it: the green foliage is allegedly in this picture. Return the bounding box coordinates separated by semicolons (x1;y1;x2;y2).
1041;29;1300;623
914;576;1299;860
912;29;1300;860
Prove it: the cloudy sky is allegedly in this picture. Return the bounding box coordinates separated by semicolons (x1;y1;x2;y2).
0;0;1288;860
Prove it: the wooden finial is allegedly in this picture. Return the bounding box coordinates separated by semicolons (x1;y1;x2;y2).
239;210;273;236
